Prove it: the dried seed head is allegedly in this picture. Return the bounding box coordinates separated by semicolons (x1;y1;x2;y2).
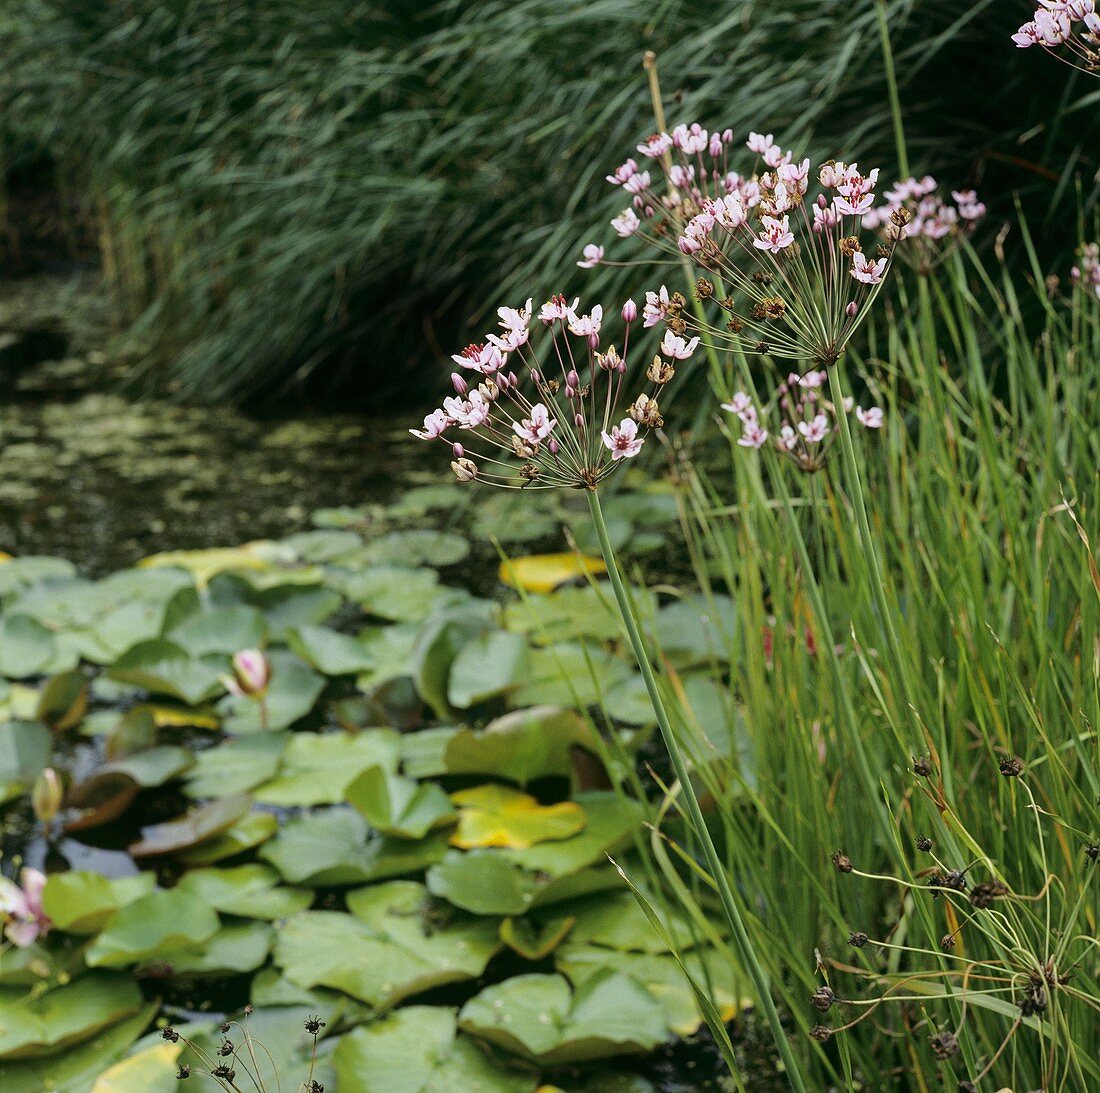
999;756;1023;777
916;835;933;852
847;931;869;949
811;986;836;1012
304;1015;326;1035
212;1066;236;1081
519;462;540;481
969;880;1008;909
752;295;787;321
176;1064;191;1080
695;277;715;299
831;850;853;874
665;314;688;335
755;340;771;353
726;316;745;334
218;1039;234;1057
930;1030;959;1059
751;270;774;285
890;205;913;227
808;1025;833;1042
647;357;675;385
1086;844;1099;862
839;235;862;257
912;755;932;777
957;1082;977;1093
162;1027;181;1044
940;933;957;952
629;394;663;428
451;458;478;483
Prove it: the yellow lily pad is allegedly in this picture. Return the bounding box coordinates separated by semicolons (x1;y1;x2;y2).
498;553;606;594
450;784;586;850
138;542;293;589
91;1042;181;1091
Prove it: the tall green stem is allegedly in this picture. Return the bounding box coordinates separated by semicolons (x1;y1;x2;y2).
587;489;809;1093
875;0;909;178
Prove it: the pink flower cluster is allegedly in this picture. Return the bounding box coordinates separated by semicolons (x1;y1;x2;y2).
1071;242;1100;300
1013;1;1100;73
587;125;904;369
411;295;695;488
863;177;986;272
721;372;884;473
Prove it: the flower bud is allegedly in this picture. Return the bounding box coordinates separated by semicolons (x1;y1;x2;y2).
588;332;600;349
846;301;858;317
816;193;828;209
32;767;63;823
452;442;464;458
567;370;580;388
547;438;559;455
227;649;270;698
621;299;637;323
574;413;585;428
451;372;468;394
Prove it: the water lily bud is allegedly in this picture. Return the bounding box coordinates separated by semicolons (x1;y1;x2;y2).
451;372;468;394
621;299;637;323
32;768;63;823
228;649;270;697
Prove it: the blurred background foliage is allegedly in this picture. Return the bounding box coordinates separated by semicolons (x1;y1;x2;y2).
1;0;1097;405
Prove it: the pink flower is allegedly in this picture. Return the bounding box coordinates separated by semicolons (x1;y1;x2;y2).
643;286;671;328
225;649;270;697
497;299;533;333
514;403;557;442
737;421;769;449
446;391;491;429
851;250;888;285
813;203;838;232
1035;8;1072;43
721;391;754;418
856;405;884;428
778;158;811;196
797;414;829;443
0;868;50;948
713;194;748;230
601;418;644;460
747;132;775;155
778;424;798;450
660;330;700;359
452;342;504;374
1012;20;1042;46
623;170;652;195
568;305;604;339
611;207;641;237
606;158;639;185
538;295;579;323
637;132;673;158
753;215;795;253
577;243;605;269
410;409;448;440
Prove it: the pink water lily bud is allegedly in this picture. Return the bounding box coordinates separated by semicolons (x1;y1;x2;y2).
227;649;270;698
32;768;63;823
0;868;51;947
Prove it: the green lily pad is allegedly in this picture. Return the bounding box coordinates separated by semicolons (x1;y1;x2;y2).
447;630;529;709
0;615;58;679
85;889;220;968
342;566;446;622
108;639;226;705
183;732;289;799
129;794;253;858
562;890;706;954
175;864;312;920
333;1006;535;1093
244;582;343;638
410;603;495;719
88;1041;182;1092
356;622;421;691
503;584;655;646
444;706;597;785
500;914;576;960
653;595;735;667
217;650;325;733
400;725;460;779
41;872;158;935
177;810;278;865
282;528;364;562
287;624;374;675
166;921;275;975
0;556;78;597
260;808;449;886
362;530;470;568
450;784;587;850
99;745;195;787
35;671;89;731
603;675;656;726
169;605;267;657
253;729;400;806
0;719;51;803
510;642;632;709
347;765;455;839
275;881;500;1009
0;974;145;1059
458;970;667;1065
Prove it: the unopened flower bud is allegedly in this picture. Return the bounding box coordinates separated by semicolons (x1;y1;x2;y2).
451;458;478;483
567;370;580;388
32;767;63;823
451;372;468;394
845;301;858;317
565;385;577;399
226;649;270;698
547;438;559;455
587;333;600;349
451;443;464;458
574;413;585;428
621;299;637;323
816;193;828;209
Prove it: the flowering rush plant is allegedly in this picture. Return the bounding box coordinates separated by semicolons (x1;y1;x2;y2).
862;176;985;273
588;126;907;369
722;370;884;473
1013;1;1100;74
1071;242;1100;300
410;295;694;489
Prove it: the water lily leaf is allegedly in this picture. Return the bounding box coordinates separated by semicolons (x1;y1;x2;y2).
183;732;288;799
447;630;528;709
90;1042;181;1092
108;639;226;705
498;553;606;594
260;808;449;886
347;765;455;839
653;595;736;668
0;615;58;679
62;772;139;833
175;864;312;920
177;810;277;865
363;530;471;568
0;941;86;988
343;566;445;622
166;921;275;975
356;622;420;691
35;671;89;731
333;1005;536;1093
510;642;632;708
458;970;667;1065
41;872;157;935
85;889;220;968
0;973;145;1060
410;602;495;718
129;794;253;858
385;484;465;518
253;729;400;806
399;726;460;779
138;543;284;588
450;785;587;850
244;583;343;637
100;745;194;787
0;556;77;597
217;650;325;733
561;891;705;954
287;624;373;675
506;794;641;876
603;675;656;726
0;1003;158;1092
0;719;51;802
444;707;597;785
169;605;267;657
556;945;744;1038
275;881;500;1009
500;914;576;960
282;528;363;562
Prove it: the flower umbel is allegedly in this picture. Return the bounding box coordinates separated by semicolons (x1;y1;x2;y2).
1013;1;1100;75
411;296;689;489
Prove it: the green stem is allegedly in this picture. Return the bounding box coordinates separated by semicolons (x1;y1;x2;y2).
874;0;910;179
587;488;809;1093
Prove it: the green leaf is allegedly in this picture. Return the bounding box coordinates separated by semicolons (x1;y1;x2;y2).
342;566;445;622
410;603;494;719
0;974;145;1059
108;640;226;705
89;1042;182;1092
503;584;654;645
177;810;278;865
510;642;632;708
361;530;470;568
449;784;586;850
217;649;325;732
561;890;704;954
85;890;220;968
244;581;343;637
169;605;267;657
35;671;89;731
99;745;194;787
399;725;460;779
447;630;528;709
0;556;77;597
275;882;500;1010
458;971;667;1065
333;1006;536;1093
261;808;449;886
282;528;363;562
183;731;288;798
347;765;455;839
41;872;157;935
499;914;576;960
175;864;312;920
0;719;51;802
653;595;735;668
128;794;253;858
287;624;373;675
166;921;275;975
253;729;400;806
356;622;420;691
0;615;58;679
